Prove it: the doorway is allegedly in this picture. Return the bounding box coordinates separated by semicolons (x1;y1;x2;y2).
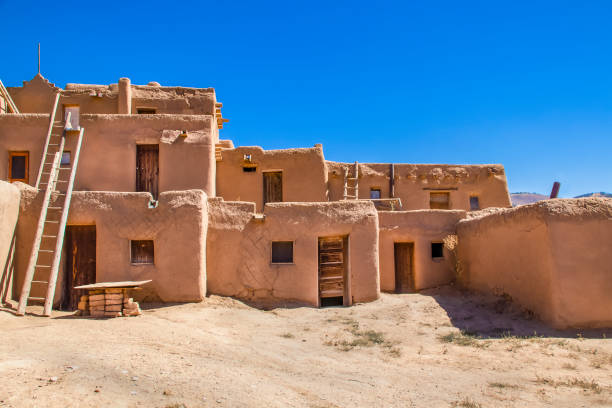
394;242;414;293
263;171;282;205
61;225;96;311
318;235;348;307
136;144;159;199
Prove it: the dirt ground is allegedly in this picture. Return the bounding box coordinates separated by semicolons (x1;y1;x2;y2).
1;287;611;408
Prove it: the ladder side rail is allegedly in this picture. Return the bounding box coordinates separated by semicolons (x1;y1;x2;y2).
35;93;61;188
354;161;359;199
17;152;62;315
343;167;348;200
44;128;84;316
0;79;19;114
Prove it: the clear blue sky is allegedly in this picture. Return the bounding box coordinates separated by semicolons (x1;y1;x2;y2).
2;1;611;197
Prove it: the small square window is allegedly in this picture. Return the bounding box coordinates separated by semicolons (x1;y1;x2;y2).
370;188;381;199
271;241;293;263
430;192;450;209
243;165;257;173
61;151;71;167
470;196;480;211
131;240;154;264
431;242;444;259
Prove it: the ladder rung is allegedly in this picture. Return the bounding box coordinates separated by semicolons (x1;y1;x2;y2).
48;207;62;210
45;221;59;223
32;281;49;284
35;265;51;268
28;297;45;301
38;250;54;253
347;178;358;180
42;235;57;238
48;144;60;146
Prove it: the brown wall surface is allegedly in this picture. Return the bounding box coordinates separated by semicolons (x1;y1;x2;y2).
456;198;612;329
0;181;20;301
216;146;329;212
327;162;511;210
378;210;466;292
0;114;216;196
12;186;208;305
207;199;379;306
7;75;218;116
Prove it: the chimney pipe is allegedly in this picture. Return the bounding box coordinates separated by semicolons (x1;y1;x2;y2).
550;182;561;199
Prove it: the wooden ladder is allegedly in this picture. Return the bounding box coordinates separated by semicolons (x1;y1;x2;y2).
343;161;359;200
17;93;85;316
0;78;19;113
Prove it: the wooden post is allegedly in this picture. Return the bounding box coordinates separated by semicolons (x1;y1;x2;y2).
43;128;84;316
35;93;61;189
17;152;61;315
389;163;395;198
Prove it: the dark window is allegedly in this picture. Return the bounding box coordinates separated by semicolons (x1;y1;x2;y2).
61;151;71;167
271;241;293;263
370;188;381;199
431;242;444;259
430;192;450;209
263;171;282;205
243;165;257;173
470;196;480;211
9;151;28;183
137;108;157;114
131;240;154;264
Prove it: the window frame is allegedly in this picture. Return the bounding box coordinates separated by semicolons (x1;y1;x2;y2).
431;242;444;259
263;170;283;205
130;240;155;265
270;240;294;265
469;195;480;211
370;187;382;199
8;151;29;183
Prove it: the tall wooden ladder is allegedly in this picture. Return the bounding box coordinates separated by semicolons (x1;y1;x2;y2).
343;161;359;200
17;93;85;316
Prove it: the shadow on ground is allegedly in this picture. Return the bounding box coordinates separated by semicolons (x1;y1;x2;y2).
423;285;612;339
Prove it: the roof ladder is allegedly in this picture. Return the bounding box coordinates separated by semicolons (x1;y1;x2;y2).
17;94;85;316
343;161;359;200
0;79;19;113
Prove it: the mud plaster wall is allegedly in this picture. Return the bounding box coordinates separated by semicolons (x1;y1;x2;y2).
207;199;380;306
216;146;328;213
0;181;20;300
0;114;216;196
7;75;217;116
378;210;466;292
12;186;207;305
327;162;511;210
456;198;612;329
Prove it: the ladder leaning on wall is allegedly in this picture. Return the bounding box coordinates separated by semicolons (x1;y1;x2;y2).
17;92;85;316
343;161;359;200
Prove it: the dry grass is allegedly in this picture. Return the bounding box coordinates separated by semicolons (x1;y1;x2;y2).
488;382;519;390
534;376;603;394
450;396;482;408
438;331;488;348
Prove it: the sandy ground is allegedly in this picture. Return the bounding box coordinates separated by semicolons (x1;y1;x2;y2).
1;287;611;408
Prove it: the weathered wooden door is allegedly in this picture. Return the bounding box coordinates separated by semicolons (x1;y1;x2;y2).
394;242;414;293
136;144;159;199
62;226;96;310
263;171;282;205
318;236;348;306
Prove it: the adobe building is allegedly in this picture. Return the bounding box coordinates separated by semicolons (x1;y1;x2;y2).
0;74;610;329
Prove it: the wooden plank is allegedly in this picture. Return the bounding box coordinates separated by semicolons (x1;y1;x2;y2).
74;280;152;290
320;251;342;264
263;172;282;204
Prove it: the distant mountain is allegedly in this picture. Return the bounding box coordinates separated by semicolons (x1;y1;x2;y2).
510;193;548;207
511;191;612;207
574;192;612;198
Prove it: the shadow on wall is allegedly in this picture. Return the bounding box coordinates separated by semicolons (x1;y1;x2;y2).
425;286;612;340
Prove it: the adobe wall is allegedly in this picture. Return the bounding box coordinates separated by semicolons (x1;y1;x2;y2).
7;75;217;116
12;185;208;305
0;181;20;302
327;162;511;210
456;198;612;329
0;114;216;196
207;199;379;306
378;210;466;292
216;146;329;212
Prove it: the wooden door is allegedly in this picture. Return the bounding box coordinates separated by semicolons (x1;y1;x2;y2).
263;171;282;205
394;243;414;293
62;226;96;311
318;236;347;306
136;145;159;199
